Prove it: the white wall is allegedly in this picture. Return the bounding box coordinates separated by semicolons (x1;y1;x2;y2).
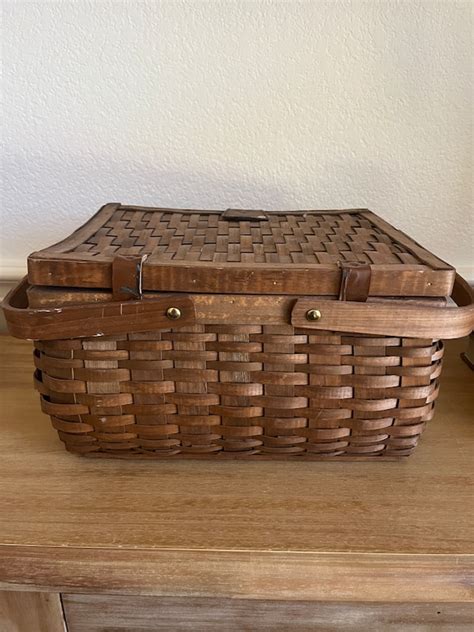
2;0;473;281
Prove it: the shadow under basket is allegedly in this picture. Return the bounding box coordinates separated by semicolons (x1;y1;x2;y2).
2;204;473;460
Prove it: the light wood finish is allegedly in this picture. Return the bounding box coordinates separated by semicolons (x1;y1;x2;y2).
0;591;65;632
2;548;473;603
0;336;473;600
27;204;455;297
461;332;474;370
62;594;474;631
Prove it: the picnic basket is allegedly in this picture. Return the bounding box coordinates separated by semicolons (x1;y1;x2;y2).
3;204;473;460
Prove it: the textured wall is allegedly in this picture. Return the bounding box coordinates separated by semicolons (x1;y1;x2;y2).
2;1;473;278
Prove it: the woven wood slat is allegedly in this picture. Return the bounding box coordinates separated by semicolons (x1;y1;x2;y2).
81;211;414;265
33;326;444;460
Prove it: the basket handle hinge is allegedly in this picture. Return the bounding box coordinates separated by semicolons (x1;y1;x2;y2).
338;262;371;302
112;254;148;301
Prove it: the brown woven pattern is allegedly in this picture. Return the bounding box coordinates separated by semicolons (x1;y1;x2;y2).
74;209;421;266
33;326;443;459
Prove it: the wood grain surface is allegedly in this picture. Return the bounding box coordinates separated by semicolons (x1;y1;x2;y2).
62;594;474;631
0;336;473;601
0;591;65;632
1;547;473;603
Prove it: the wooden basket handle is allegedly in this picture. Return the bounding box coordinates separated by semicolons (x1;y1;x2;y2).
3;275;473;341
291;274;474;339
1;278;196;340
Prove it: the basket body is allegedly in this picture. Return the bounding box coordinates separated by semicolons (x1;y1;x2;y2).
34;323;443;460
3;204;472;461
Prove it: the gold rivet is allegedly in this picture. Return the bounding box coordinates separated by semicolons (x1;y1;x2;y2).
306;309;322;322
166;307;182;320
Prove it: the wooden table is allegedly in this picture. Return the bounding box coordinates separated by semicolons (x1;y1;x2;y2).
0;336;473;631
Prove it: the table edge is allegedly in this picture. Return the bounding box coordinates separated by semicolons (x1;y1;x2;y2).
1;545;473;603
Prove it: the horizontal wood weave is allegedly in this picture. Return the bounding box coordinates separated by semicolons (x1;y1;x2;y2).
33;326;444;459
73;209;422;266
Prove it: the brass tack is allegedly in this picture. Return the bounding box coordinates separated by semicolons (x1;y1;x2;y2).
306;309;322;322
166;307;182;320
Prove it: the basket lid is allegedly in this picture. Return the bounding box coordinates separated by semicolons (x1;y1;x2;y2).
27;203;455;298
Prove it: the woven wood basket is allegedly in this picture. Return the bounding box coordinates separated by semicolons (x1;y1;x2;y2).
3;204;473;460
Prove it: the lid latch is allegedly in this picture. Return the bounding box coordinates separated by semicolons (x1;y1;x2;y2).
112;254;148;301
338;263;371;302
